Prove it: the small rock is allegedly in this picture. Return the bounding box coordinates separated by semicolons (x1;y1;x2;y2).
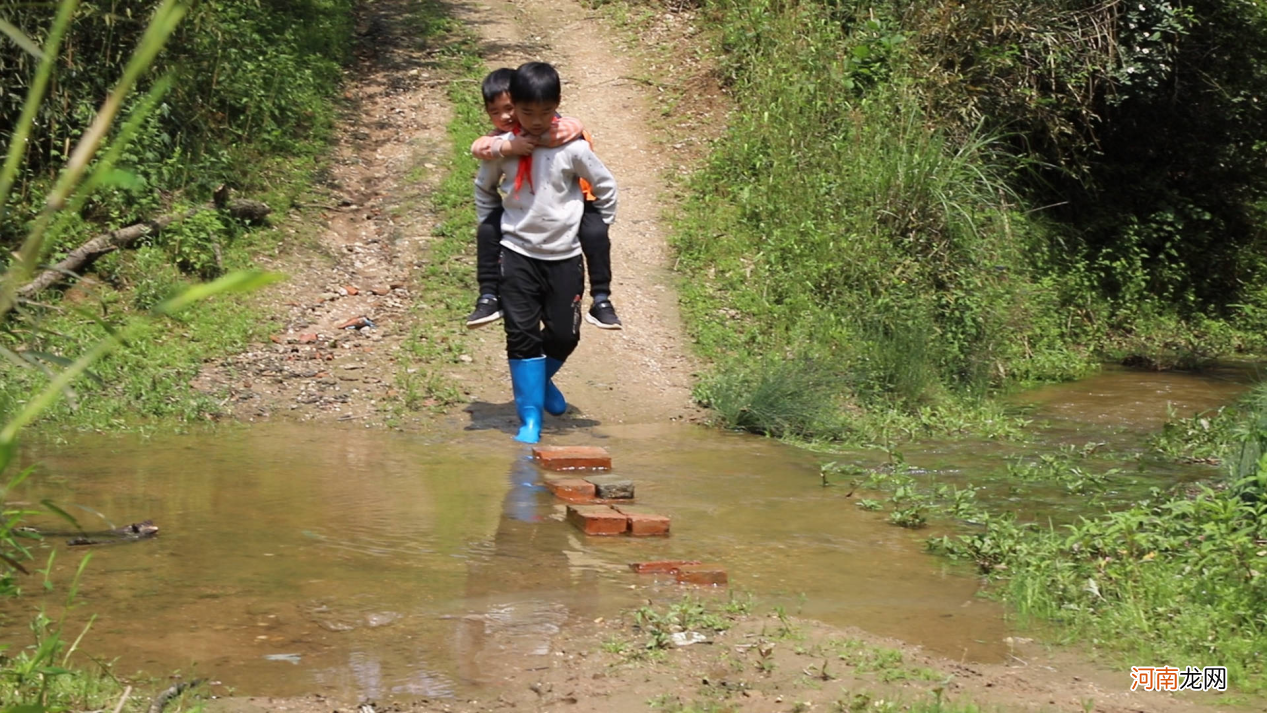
365;612;400;628
298;333;318;344
459;354;473;363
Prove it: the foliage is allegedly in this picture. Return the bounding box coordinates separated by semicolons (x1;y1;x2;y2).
674;0;1101;441
1;3;279;710
0;0;353;429
633;597;734;650
663;0;1267;441
1;0;352;242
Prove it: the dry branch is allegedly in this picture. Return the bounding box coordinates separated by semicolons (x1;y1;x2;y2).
17;198;270;298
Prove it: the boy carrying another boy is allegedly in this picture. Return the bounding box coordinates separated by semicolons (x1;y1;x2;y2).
466;68;622;331
474;62;618;444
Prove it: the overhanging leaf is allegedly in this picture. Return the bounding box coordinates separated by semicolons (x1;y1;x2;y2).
40;500;83;531
0;19;43;59
152;270;284;316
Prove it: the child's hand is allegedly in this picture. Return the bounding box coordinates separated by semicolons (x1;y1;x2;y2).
502;135;538;156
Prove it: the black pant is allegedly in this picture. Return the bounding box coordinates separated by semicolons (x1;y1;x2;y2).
476;208;504;297
579;201;611;297
476;203;611;298
500;248;585;361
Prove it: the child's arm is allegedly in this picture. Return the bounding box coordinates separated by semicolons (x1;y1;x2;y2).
471;132;537;160
568;143;617;224
473;160;504;222
537;116;587;149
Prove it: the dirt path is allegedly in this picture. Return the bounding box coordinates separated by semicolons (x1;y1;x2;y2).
195;0;698;432
192;0;454;425
447;0;700;432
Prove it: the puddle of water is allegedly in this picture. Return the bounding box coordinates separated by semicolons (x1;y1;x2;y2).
2;422;1006;700
1016;362;1258;436
1;363;1255;701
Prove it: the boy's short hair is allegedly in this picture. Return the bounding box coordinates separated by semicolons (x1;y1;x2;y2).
481;67;515;106
510;62;561;105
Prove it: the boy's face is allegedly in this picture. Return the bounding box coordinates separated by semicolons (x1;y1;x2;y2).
514;100;559;138
485;92;517;133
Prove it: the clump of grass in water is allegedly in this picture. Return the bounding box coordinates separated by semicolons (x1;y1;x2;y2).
922;386;1267;693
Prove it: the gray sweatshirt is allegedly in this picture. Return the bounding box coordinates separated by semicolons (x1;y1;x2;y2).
474;136;617;261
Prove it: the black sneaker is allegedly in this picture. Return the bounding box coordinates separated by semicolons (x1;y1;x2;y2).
465;295;502;328
585;299;623;330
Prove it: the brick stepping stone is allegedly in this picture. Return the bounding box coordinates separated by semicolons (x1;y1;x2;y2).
532;445;612;471
629;560;702;574
675;564;728;586
565;504;671;537
566;504;629;536
613;504;669;536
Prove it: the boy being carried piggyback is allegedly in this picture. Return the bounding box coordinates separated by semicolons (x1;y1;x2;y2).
465;67;622;331
473;62;618;443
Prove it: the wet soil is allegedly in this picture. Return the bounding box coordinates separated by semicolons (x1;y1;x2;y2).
207;614;1249;713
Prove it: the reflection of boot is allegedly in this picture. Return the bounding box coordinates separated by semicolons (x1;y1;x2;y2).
544;357;568;416
505;457;546;522
509;357;546;443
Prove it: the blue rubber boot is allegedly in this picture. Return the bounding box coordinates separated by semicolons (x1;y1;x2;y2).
544;357;568;416
508;357;546;443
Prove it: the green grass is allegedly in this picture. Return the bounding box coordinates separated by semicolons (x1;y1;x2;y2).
0;184;319;431
662;1;1095;443
825;385;1267;693
610;0;1267;446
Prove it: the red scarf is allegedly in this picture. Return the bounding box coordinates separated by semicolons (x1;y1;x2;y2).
512;124;534;198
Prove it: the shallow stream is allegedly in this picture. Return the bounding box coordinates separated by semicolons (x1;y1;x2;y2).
0;364;1255;701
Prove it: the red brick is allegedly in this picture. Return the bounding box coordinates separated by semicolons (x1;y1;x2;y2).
532;446;612;471
298;333;318;344
676;565;728;586
566;505;628;536
614;505;670;537
344;285;359;296
545;478;597;502
629;560;701;574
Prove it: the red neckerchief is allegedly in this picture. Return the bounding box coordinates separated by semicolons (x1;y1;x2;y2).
511;116;561;198
512;124;534;198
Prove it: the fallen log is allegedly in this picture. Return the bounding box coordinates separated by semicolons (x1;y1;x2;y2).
17;198;270;298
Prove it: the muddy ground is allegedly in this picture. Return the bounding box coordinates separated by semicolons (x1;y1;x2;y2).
209;602;1242;713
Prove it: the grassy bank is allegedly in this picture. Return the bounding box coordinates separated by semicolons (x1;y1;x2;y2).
639;0;1267;442
821;384;1267;693
0;0;354;430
